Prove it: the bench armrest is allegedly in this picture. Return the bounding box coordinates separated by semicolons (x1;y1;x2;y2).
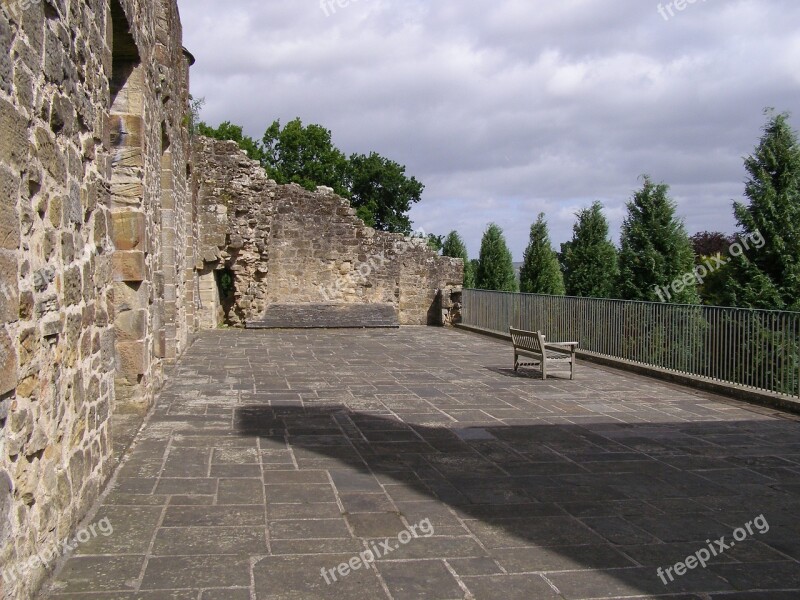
544;342;578;350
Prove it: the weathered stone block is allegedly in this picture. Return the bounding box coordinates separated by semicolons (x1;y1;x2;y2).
112;281;149;312
153;327;165;359
161;167;174;192
93;208;108;248
110;171;144;207
42;313;63;337
0;327;15;395
110;210;145;251
0;167;19;250
112;251;146;282
0;250;18;323
115;340;146;376
0;97;29;168
63;265;82;306
0;12;12;96
114;309;146;342
34;127;67;184
109;114;143;150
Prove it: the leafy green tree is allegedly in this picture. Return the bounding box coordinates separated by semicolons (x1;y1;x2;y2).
519;214;565;295
262;118;349;196
561;202;619;298
689;231;734;259
197;121;264;163
618;177;698;303
719;111;800;310
476;224;517;292
261;119;423;234
199;116;425;235
442;231;475;287
185;95;205;138
426;234;445;252
347;152;424;234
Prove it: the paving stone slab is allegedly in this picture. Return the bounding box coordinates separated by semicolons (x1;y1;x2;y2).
41;329;800;599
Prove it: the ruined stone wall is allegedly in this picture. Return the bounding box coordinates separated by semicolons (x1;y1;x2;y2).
0;1;196;597
194;138;463;327
0;3;461;594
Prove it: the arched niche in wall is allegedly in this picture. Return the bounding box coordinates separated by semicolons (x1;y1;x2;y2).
154;122;174;361
108;0;149;402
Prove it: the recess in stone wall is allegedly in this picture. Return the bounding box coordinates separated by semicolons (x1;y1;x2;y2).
109;0;149;403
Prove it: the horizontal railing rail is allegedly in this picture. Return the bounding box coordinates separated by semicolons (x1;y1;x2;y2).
461;289;800;398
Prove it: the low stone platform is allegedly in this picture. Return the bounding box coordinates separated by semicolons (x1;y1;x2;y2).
246;303;399;329
41;329;800;599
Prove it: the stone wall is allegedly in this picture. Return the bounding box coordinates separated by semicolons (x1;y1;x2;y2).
0;1;196;597
194;138;464;327
0;2;462;596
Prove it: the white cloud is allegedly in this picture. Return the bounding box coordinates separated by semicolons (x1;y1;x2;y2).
179;0;800;260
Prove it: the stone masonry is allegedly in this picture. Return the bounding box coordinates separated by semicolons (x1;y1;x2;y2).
0;1;197;597
194;137;463;327
0;2;463;598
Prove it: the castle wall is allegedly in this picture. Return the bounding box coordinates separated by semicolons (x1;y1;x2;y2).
0;1;196;597
194;138;463;327
0;3;461;596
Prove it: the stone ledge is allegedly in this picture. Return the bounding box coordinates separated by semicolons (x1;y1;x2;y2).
247;303;400;329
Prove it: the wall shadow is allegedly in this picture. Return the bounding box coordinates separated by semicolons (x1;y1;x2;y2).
234;405;800;597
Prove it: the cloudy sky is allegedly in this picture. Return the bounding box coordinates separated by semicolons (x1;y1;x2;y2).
178;0;800;260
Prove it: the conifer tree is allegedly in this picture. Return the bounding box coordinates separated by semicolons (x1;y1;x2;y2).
519;214;565;295
442;231;475;288
476;224;517;292
618;177;698;303
561;202;619;298
720;111;800;310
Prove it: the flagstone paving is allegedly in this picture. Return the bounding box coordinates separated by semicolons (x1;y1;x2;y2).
41;328;800;599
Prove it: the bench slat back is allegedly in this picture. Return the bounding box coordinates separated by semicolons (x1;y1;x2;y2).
509;327;546;353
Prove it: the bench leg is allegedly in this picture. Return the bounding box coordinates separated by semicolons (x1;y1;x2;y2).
541;360;547;380
514;352;518;372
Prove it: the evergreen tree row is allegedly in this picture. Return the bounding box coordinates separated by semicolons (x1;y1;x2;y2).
441;111;800;311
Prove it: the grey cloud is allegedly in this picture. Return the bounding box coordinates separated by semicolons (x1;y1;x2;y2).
179;0;800;259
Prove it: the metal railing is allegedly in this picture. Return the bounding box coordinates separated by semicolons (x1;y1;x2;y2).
462;289;800;398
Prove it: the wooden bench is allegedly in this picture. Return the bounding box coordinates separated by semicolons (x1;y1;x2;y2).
509;327;578;380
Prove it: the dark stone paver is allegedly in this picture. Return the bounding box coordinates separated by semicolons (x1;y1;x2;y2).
42;328;800;598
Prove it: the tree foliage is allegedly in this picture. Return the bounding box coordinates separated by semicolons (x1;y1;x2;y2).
426;234;445;253
185;95;205;138
347;152;424;234
262;118;349;196
442;231;475;288
618;177;698;303
198;117;424;235
519;214;565;295
689;231;734;260
476;224;518;292
719;111;800;310
561;202;619;298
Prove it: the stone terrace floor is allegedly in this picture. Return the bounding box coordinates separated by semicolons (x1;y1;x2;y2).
41;328;800;599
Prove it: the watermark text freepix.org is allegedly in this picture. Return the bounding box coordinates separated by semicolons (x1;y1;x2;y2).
1;517;114;584
656;514;769;585
320;518;434;585
320;227;429;302
654;230;764;303
320;0;371;17
657;0;708;22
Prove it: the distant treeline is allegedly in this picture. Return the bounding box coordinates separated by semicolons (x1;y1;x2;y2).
443;111;800;311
